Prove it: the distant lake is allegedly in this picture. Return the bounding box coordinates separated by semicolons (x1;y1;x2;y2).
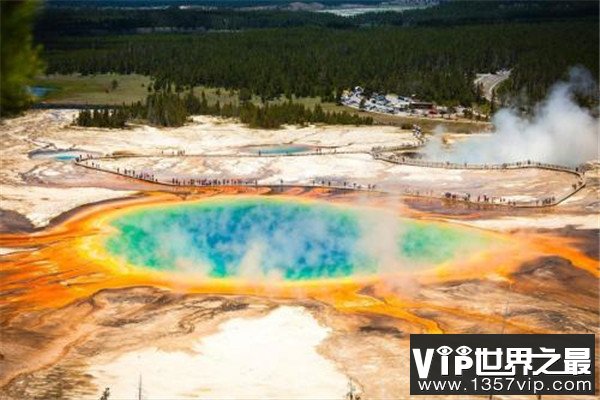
317;5;428;17
27;86;53;98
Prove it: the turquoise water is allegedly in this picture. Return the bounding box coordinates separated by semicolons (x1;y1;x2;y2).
105;199;487;280
250;145;311;155
27;86;53;98
54;154;78;161
29;150;82;162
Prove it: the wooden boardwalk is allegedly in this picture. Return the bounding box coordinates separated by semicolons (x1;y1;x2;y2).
72;148;586;209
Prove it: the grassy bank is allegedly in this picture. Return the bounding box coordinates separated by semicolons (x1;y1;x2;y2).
33;73;151;105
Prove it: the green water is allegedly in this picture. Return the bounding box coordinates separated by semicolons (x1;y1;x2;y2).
249;145;312;155
105;198;487;280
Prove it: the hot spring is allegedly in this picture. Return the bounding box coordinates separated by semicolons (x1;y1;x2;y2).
104;198;490;280
29;148;97;162
243;144;312;155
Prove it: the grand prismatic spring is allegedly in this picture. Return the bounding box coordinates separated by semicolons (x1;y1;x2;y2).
103;198;490;279
3;191;595;321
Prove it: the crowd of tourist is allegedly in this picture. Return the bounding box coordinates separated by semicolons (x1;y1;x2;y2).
74;150;585;208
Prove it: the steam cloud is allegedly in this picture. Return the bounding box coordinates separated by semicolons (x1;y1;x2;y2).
424;67;599;166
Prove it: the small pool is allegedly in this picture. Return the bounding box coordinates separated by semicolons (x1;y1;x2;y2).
27;86;53;98
245;144;312;155
29;149;90;162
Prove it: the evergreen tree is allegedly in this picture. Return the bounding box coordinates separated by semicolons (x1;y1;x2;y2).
1;0;44;117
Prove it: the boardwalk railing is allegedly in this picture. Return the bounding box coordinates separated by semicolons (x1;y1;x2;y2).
372;152;583;177
75;160;261;188
73;149;586;209
92;149;366;159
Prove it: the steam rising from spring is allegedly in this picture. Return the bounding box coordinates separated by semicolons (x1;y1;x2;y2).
425;67;599;166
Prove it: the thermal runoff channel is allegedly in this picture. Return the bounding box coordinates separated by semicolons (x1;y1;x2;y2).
104;197;489;280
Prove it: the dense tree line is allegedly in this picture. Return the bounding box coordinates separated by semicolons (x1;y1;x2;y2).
76;90;372;128
130;91;189;126
236;102;373;128
76;108;128;128
35;8;350;38
43;21;598;106
182;89;371;127
76;92;191;127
